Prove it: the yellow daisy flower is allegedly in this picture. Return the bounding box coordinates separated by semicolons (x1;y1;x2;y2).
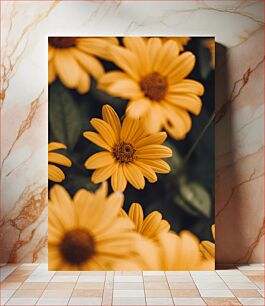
200;224;215;260
48;142;71;182
99;37;204;140
123;202;170;239
48;183;144;270
157;230;215;270
163;37;190;51
48;37;118;93
83;105;172;192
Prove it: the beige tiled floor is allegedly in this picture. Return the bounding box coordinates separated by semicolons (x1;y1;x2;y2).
0;264;264;305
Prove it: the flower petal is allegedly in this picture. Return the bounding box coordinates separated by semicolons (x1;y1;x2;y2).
54;50;81;88
49;184;72;208
111;164;127;192
123;37;149;75
76;68;90;94
91;162;118;184
89;192;125;235
107;79;143;99
154;40;179;74
168;79;204;96
109;45;140;81
135;132;167;148
161;102;191;140
49;185;76;230
128;203;144;232
83;131;111;151
165;94;202;115
168;51;195;84
147;37;162;69
48;164;65;182
90;118;117;147
77;37;118;61
140;159;171;174
85;151;115;169
123;163;145;190
143;102;164;134
136;145;172;159
48;60;56;84
157;232;179;270
200;241;215;260
126;98;151;118
98;71;131;89
71;48;104;79
211;225;215;240
178;231;201;270
102;104;121;135
48;152;71;167
133;160;157;183
48;45;55;62
120;116;142;143
48;142;67;152
141;211;163;238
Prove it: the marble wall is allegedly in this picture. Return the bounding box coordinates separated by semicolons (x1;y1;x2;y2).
1;1;264;263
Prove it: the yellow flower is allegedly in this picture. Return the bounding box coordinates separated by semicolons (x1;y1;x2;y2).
156;230;215;270
163;37;190;51
48;37;118;93
83;105;172;192
48;183;144;270
200;224;215;260
123;202;170;239
99;37;204;140
48;142;71;182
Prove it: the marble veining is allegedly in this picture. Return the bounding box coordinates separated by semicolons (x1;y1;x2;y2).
0;0;264;263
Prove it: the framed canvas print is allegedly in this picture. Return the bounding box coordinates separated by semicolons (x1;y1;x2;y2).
48;37;215;271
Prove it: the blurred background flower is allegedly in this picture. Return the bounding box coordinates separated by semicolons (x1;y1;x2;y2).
123;202;170;239
98;37;204;140
156;230;215;270
163;37;190;51
48;183;148;270
48;37;118;93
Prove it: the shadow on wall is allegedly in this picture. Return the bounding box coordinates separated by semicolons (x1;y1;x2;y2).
215;43;244;265
215;43;229;264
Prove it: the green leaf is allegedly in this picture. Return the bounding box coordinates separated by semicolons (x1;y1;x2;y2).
173;195;200;217
177;182;211;218
163;141;183;174
90;80;125;107
49;82;82;150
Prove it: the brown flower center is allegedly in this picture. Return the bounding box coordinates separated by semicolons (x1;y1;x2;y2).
113;141;136;163
59;229;95;266
49;37;77;49
140;72;167;101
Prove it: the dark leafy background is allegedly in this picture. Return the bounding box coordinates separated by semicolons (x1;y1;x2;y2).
49;37;214;242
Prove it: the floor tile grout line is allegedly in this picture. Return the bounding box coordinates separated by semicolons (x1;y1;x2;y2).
142;271;148;306
67;271;80;305
65;290;73;306
231;267;248;306
101;271;107;306
110;271;114;306
165;270;175;305
190;268;234;303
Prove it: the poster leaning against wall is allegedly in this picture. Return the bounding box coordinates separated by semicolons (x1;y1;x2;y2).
48;36;215;271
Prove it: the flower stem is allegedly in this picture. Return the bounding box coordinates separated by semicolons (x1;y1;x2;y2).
184;112;216;164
